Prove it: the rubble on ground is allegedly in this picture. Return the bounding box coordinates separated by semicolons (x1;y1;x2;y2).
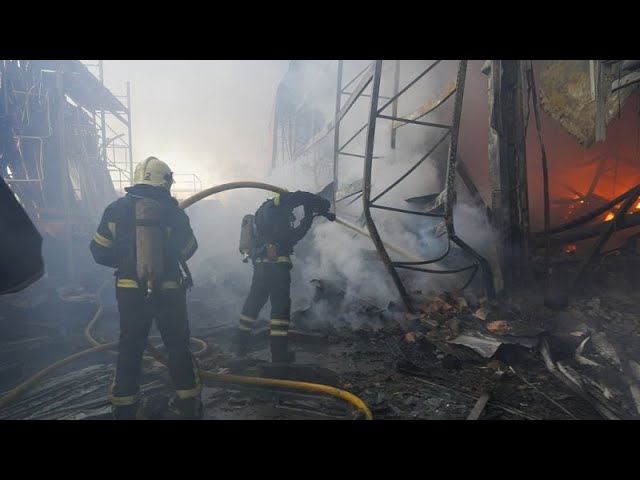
2;268;640;420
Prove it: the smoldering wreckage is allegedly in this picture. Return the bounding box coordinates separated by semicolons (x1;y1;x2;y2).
1;60;640;420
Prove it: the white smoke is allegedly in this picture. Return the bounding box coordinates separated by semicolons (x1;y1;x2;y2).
264;60;496;325
150;60;498;330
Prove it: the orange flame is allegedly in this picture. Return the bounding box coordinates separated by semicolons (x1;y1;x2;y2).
564;244;577;254
604;212;615;222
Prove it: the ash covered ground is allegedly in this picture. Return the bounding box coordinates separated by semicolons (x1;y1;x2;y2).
2;251;639;420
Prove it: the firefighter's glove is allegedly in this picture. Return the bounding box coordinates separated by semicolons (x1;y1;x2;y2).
304;205;314;218
316;198;331;214
323;212;336;222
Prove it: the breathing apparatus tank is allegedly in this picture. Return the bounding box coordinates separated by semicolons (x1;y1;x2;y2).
135;198;165;296
239;214;256;263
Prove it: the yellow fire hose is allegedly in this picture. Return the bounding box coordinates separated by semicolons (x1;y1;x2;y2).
0;181;373;420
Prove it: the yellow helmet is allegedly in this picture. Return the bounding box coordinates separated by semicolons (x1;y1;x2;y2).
133;157;174;190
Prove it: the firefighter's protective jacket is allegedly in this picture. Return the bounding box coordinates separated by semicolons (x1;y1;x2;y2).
253;191;328;257
89;184;198;289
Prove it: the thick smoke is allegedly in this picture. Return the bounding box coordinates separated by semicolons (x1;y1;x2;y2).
264;61;498;327
102;60;499;330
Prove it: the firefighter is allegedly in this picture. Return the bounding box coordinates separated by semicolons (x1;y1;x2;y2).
90;156;202;420
233;190;334;364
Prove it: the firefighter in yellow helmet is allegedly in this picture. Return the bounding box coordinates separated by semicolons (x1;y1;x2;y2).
89;157;202;420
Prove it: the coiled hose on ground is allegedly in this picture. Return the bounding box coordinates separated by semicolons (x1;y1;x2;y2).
0;181;373;420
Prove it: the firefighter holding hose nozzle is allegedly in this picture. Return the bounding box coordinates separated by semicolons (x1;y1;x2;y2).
89;157;202;420
234;190;334;366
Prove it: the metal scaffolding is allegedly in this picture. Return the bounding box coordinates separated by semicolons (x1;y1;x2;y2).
0;60;127;280
171;173;203;200
271;60;495;311
84;61;134;193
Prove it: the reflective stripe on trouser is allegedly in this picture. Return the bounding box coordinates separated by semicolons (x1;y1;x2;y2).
112;287;200;404
238;314;257;332
111;387;139;406
270;318;289;336
241;262;291;329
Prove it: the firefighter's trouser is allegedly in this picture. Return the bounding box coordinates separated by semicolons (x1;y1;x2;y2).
111;286;201;416
237;260;292;362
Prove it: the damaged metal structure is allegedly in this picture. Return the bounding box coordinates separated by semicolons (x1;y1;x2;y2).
0;60;136;413
268;60;640;420
525;60;640;290
271;60;498;311
0;60;131;281
271;59;640;302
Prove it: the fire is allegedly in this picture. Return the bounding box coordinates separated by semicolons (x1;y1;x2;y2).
636;202;640;210
564;244;577;254
604;212;615;222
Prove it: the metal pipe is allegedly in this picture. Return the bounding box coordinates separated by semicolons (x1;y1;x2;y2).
393;241;451;266
271;89;279;172
362;60;414;311
2;61;8;117
56;70;75;281
332;60;343;210
98;61;108;181
450;235;495;298
528;67;551;278
378;114;451;130
126;81;133;185
391;60;400;149
370;203;445;218
343;93;392;99
394;263;476;275
339;152;365;159
443;60;468;232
